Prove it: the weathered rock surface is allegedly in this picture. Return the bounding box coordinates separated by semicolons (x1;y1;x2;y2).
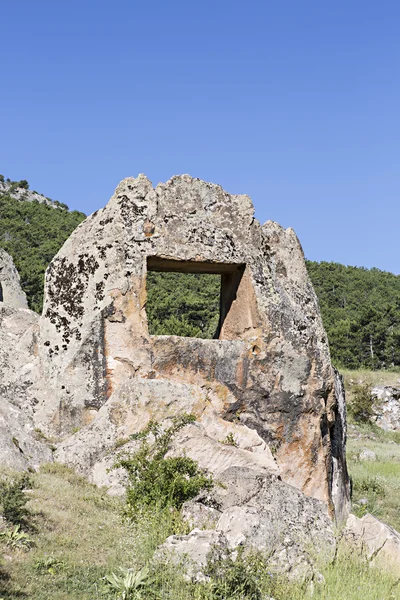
0;304;40;412
0;174;355;575
0;249;28;309
34;174;350;522
161;465;336;580
0;397;53;471
372;385;400;431
0;258;52;471
345;513;400;572
54;377;279;492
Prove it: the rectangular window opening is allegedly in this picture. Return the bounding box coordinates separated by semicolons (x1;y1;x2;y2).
146;257;245;339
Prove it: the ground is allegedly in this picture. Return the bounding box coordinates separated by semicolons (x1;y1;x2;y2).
1;371;400;599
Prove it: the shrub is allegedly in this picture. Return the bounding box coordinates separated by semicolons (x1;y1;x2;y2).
353;475;385;496
220;433;238;447
348;383;377;422
205;547;265;599
0;473;32;526
116;415;213;519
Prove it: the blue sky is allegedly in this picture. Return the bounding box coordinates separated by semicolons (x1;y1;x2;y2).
1;1;399;273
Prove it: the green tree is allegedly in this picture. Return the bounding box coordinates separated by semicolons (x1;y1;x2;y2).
0;191;85;312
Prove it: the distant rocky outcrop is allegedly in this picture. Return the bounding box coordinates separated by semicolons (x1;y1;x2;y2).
1;174;354;574
0;179;57;207
372;385;400;431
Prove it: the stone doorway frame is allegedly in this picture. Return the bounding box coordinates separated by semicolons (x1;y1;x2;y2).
146;256;247;340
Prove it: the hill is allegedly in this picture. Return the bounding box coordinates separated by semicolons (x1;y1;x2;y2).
0;176;86;312
307;261;400;369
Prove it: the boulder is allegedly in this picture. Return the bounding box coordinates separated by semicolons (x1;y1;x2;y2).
54;377;279;492
161;465;336;580
344;513;400;572
35;174;350;522
359;448;377;461
0;397;53;471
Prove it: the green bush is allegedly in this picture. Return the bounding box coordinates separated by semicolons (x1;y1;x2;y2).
353;475;385;496
348;383;377;422
205;547;265;600
0;473;32;526
116;415;213;519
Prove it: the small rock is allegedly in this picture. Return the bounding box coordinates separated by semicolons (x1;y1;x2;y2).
359;448;377;461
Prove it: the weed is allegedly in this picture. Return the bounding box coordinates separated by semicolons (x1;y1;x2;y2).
105;565;152;599
34;428;48;442
219;433;238;447
114;438;130;449
0;525;34;550
353;475;385;496
34;555;68;575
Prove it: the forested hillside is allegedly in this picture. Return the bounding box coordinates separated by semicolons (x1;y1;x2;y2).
0;178;85;311
1;178;399;370
307;261;400;369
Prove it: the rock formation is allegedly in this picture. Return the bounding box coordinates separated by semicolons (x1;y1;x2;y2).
0;249;28;309
372;385;400;431
345;513;400;572
1;175;355;573
0;251;52;470
32;174;350;521
0;179;56;207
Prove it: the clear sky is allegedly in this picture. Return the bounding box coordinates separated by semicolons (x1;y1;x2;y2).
1;1;399;273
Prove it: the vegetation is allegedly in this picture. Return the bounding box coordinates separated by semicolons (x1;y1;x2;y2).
1;462;400;598
117;415;213;519
307;260;400;369
0;463;136;599
0;473;32;527
146;271;221;338
347;382;377;422
0;184;85;312
1;391;400;598
347;418;400;531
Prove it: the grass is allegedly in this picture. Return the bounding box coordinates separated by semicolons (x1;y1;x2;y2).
1;461;400;599
343;370;400;531
347;420;400;530
342;367;400;391
0;463;136;599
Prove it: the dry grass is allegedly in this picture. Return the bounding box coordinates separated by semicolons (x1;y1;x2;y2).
0;463;135;599
342;368;400;390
